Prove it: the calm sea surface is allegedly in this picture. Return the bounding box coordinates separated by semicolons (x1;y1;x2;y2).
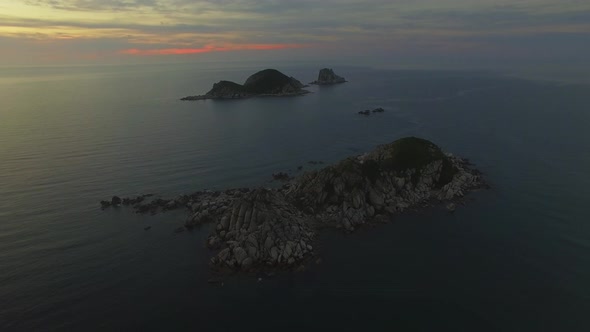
1;63;589;331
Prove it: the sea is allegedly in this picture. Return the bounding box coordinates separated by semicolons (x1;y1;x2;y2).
1;62;589;331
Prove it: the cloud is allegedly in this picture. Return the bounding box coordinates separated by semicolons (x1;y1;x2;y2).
1;0;590;65
120;43;308;55
23;0;160;11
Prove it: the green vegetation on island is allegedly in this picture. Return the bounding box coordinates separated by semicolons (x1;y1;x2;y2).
181;69;309;100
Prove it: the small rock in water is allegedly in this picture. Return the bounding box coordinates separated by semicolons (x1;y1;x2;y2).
358;110;371;115
446;203;456;213
272;172;291;181
295;265;306;273
144;226;152;231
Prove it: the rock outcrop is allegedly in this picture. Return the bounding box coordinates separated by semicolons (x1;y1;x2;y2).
285;137;480;231
181;69;309;100
310;68;347;85
102;137;487;273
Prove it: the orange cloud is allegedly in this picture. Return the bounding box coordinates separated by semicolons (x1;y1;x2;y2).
121;43;307;55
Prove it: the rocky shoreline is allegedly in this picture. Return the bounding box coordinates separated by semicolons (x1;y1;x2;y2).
101;137;488;274
181;90;310;101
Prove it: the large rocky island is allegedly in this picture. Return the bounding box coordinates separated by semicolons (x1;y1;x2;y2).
181;69;309;100
310;68;347;85
102;137;486;273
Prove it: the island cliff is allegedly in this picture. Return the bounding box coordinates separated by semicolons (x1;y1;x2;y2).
310;68;347;85
102;137;487;273
181;69;309;100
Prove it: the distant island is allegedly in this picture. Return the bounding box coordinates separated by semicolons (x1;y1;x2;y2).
181;69;309;100
310;68;347;85
102;137;487;274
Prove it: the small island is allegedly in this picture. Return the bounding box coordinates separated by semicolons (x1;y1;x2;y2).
310;68;347;85
101;137;487;274
181;69;309;100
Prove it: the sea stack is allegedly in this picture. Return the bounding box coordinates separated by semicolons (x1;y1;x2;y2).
310;68;347;85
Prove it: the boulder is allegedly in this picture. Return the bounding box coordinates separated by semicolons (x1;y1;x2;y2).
367;205;375;217
218;248;230;262
241;257;254;269
270;247;279;261
233;247;248;265
369;189;384;207
283;242;294;260
246;245;258;258
264;236;274;250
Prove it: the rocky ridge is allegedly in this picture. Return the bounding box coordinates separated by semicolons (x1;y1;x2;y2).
102;137;487;273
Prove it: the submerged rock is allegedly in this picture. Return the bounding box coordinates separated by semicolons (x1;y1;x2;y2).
111;196;122;206
358;108;385;115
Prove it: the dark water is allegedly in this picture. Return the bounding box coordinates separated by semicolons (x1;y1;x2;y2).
1;63;589;331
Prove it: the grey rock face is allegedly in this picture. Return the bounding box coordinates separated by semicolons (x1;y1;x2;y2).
209;188;315;270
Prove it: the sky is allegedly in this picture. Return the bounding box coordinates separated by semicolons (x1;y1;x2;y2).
1;0;590;68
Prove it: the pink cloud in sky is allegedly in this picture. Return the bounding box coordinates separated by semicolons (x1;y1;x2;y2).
120;43;308;55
